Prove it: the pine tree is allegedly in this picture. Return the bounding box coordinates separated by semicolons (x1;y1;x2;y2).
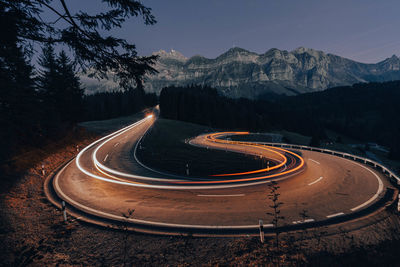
37;44;60;132
37;47;84;128
2;0;158;90
0;3;40;160
55;51;83;123
1;1;158;162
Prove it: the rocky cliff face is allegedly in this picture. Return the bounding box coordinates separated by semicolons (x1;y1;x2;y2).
143;47;400;99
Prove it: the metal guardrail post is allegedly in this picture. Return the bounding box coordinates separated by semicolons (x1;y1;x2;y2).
186;163;190;176
398;194;400;213
259;220;264;243
62;200;67;222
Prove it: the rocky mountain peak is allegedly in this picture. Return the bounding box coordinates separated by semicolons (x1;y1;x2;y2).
217;47;253;58
226;47;252;54
263;48;282;56
82;46;400;99
293;47;309;53
154;49;187;62
387;54;400;63
216;47;258;63
292;47;325;58
81;46;400;98
378;54;400;71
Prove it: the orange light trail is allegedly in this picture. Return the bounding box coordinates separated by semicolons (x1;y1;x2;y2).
170;132;305;184
207;132;287;176
89;125;305;188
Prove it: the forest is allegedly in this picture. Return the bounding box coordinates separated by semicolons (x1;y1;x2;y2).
0;1;157;164
83;90;157;121
159;81;400;159
0;41;155;163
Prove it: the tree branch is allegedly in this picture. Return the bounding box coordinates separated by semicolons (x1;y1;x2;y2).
36;0;73;25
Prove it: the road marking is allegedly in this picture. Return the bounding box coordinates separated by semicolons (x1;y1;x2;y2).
262;224;274;228
197;194;245;197
103;154;109;162
114;142;120;147
53;164;275;230
349;161;384;211
308;159;320;165
308;176;323;186
326;212;344;218
292;218;315;224
76;117;298;189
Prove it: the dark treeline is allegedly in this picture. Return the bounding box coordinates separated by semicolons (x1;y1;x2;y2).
37;45;84;132
1;1;158;164
159;85;270;131
159;81;400;159
265;81;400;153
83;90;157;121
0;41;156;162
0;32;83;162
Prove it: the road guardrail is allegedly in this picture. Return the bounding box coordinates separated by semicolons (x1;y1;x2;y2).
255;142;400;187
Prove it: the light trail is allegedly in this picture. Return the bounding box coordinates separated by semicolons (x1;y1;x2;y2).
51;111;390;234
91;117;185;183
210;143;286;176
75;115;306;189
166;146;305;184
205;131;300;176
167;132;305;184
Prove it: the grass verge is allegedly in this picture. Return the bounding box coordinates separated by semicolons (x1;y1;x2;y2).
136;118;265;177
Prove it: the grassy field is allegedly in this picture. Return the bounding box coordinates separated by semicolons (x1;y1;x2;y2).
136;119;265;177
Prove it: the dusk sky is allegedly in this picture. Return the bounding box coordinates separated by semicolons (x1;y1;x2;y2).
47;0;400;63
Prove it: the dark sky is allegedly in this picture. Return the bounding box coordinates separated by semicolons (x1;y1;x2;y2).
44;0;400;63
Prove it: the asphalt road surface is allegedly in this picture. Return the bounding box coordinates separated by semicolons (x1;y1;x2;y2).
49;112;393;234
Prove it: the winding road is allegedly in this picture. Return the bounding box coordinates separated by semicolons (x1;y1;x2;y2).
45;111;397;235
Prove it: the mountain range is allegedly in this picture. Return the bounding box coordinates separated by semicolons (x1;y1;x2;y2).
82;47;400;99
